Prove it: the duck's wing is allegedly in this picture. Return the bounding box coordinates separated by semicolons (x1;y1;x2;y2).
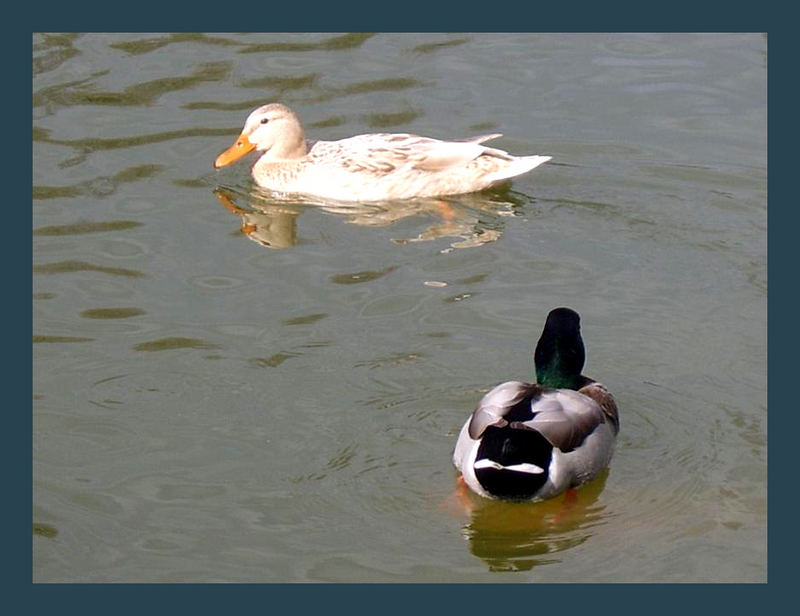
515;389;605;452
468;381;606;453
578;379;620;434
405;134;514;171
467;381;538;440
313;133;511;175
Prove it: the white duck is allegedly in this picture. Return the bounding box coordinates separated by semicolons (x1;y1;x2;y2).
214;103;551;202
453;307;619;502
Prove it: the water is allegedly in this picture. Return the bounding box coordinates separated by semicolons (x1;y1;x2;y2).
33;33;766;582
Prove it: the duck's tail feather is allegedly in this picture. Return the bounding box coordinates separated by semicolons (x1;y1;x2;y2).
454;133;504;144
487;155;552;182
474;427;553;499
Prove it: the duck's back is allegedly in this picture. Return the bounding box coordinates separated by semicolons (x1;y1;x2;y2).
257;133;550;201
454;380;618;501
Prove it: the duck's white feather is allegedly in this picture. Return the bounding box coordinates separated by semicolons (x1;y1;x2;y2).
215;103;551;202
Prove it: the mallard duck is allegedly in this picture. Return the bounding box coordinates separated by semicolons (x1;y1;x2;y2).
213;103;551;202
453;307;619;502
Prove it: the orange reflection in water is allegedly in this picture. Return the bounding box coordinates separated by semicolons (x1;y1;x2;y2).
443;471;611;572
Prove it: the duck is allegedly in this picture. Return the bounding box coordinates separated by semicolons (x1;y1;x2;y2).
213;103;551;202
453;307;619;502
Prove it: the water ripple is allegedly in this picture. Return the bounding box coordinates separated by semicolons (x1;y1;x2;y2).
33;33;81;75
34;220;143;235
237;33;375;54
109;33;239;55
33;260;145;278
33;61;232;108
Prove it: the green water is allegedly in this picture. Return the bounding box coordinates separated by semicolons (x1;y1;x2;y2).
33;32;766;582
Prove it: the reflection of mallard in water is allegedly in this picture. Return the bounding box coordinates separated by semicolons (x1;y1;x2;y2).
214;103;551;201
443;467;610;572
213;185;527;250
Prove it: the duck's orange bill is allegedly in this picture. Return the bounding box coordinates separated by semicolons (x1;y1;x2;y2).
214;134;255;168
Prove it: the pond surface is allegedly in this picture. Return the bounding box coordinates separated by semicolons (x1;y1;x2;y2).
33;32;766;582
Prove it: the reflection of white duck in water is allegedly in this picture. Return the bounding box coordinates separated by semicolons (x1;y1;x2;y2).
214;189;299;249
214;187;524;250
214;103;551;202
453;308;620;502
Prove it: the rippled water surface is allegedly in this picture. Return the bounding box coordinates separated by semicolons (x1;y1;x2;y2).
33;33;766;582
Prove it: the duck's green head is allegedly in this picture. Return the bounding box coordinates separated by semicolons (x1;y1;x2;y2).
534;307;586;390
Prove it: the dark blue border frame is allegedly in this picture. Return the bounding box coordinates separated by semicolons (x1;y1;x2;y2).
22;1;781;610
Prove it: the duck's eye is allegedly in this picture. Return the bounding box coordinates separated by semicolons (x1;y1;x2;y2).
260;118;269;125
